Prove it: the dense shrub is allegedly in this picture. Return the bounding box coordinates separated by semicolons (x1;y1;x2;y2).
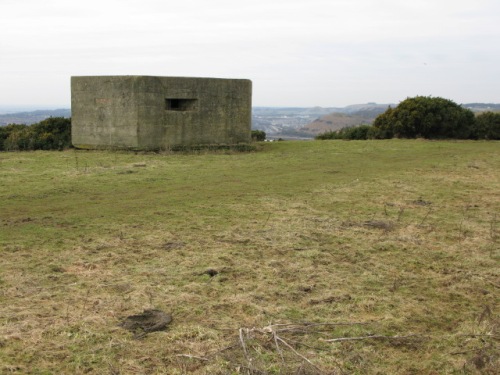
472;111;500;140
315;130;342;140
373;96;475;139
4;125;33;151
0;124;27;151
0;117;71;151
251;129;266;141
316;125;375;140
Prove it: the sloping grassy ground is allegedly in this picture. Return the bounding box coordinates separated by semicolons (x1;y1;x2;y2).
0;140;498;374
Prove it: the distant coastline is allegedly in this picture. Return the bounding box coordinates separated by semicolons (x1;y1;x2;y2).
0;106;69;115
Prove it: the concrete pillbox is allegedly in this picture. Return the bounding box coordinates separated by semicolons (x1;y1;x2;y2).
71;76;252;150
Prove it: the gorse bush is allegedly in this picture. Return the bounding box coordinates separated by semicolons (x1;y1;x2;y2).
0;117;71;151
0;124;27;151
372;96;475;139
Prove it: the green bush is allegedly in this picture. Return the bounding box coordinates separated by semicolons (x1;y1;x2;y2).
32;117;72;150
316;130;342;140
0;124;28;151
251;130;266;141
0;117;71;151
373;96;475;139
473;111;500;140
316;125;375;140
4;125;34;151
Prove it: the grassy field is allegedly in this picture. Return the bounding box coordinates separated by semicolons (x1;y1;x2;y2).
1;140;499;374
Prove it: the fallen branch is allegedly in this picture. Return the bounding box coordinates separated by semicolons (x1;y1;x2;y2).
418;207;432;227
205;343;239;357
239;328;252;367
456;334;499;339
175;354;208;361
263;321;374;333
285;338;330;351
451;349;485;356
236;324;331;373
275;335;323;373
272;330;285;362
323;334;421;343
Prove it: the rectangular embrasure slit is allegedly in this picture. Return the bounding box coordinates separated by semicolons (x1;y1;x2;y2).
165;98;198;111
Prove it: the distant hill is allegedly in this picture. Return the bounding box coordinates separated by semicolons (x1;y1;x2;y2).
302;113;373;135
339;103;394;116
252;104;395;139
299;103;392;136
0;109;71;125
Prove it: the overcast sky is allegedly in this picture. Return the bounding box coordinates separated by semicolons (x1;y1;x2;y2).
1;0;499;107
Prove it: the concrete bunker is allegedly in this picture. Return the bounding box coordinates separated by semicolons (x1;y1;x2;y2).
71;76;252;150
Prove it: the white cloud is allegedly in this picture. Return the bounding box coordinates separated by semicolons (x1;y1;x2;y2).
1;0;499;106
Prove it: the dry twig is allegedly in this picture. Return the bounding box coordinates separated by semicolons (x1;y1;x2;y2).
263;321;373;333
274;335;323;373
323;334;421;343
175;354;209;361
239;328;252;367
272;329;285;362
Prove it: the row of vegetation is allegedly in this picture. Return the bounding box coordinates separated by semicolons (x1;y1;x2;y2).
0;119;262;152
317;96;500;140
1;96;499;151
0;117;71;151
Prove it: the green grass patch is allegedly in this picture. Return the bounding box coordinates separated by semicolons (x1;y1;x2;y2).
1;140;499;374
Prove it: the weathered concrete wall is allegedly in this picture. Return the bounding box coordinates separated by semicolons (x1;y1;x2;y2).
71;76;252;149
